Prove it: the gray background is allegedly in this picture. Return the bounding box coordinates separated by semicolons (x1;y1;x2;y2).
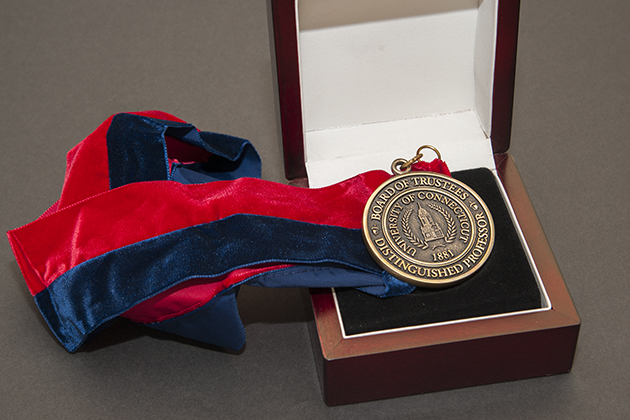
1;0;628;418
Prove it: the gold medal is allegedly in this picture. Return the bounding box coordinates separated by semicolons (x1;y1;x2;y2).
362;146;494;288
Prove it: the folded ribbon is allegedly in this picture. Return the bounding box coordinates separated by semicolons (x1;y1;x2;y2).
7;111;451;352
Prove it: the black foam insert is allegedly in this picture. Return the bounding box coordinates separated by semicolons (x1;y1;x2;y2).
336;168;543;335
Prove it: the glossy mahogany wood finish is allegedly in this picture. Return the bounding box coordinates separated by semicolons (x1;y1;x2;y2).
492;1;520;153
269;0;306;179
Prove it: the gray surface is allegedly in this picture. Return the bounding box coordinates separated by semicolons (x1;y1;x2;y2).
1;0;628;418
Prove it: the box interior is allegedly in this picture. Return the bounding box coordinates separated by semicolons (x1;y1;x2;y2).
333;168;550;337
297;0;499;187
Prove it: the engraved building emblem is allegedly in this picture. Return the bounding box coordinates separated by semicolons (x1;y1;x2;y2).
417;202;444;242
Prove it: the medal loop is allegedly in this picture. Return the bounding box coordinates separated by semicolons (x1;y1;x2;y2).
391;145;442;175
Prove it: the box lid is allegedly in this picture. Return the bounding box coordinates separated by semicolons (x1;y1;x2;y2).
270;0;521;186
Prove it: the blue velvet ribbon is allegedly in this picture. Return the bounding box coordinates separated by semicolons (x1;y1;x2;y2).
33;114;413;352
107;113;261;188
35;214;411;352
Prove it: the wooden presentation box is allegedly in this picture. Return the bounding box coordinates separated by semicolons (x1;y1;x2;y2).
267;0;580;406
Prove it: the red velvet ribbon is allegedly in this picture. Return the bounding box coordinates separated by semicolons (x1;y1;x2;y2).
7;111;451;325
